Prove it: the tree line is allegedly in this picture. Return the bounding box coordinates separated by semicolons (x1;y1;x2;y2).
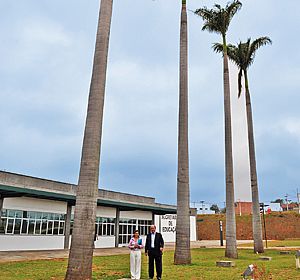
64;1;271;279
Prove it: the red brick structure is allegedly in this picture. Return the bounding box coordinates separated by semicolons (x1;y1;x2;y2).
281;203;298;211
235;201;253;215
197;212;300;240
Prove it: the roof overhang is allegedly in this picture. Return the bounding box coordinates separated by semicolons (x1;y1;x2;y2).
0;184;176;215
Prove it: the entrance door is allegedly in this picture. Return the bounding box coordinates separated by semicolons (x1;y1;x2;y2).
118;218;152;246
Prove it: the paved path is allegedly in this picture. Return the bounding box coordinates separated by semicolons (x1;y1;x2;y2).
0;240;267;263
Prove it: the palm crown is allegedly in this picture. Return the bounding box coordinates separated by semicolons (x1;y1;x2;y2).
214;37;272;96
194;0;242;43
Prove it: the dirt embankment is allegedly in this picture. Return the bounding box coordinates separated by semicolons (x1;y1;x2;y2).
197;212;300;240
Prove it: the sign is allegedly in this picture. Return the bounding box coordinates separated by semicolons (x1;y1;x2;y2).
161;214;176;233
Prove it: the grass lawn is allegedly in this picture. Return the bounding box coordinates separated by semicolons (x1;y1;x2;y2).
1;248;300;280
239;239;300;248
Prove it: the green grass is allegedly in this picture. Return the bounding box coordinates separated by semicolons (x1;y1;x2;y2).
1;249;300;279
239;239;300;248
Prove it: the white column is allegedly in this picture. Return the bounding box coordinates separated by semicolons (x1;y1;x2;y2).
115;208;120;247
0;196;4;234
64;202;72;249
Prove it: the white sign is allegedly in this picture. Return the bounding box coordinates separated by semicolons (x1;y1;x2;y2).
160;214;177;242
155;214;197;242
161;214;177;233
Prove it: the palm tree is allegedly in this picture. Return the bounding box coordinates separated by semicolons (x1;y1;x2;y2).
174;0;191;265
195;0;242;259
215;37;272;253
65;1;113;279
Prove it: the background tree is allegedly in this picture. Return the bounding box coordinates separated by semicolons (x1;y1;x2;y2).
174;0;191;265
215;36;272;253
194;0;242;259
65;1;113;279
272;198;284;204
210;204;220;213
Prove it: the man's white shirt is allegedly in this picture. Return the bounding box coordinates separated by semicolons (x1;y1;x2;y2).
151;232;155;248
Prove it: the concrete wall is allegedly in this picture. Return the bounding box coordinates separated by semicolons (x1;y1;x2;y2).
96;206;116;218
95;236;115;248
120;210;152;220
0;235;117;251
0;235;65;251
3;197;67;213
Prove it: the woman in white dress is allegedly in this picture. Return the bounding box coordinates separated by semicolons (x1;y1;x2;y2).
128;229;144;280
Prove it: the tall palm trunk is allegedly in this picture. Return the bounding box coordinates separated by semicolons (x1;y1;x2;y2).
223;41;237;259
65;1;113;279
174;0;191;265
244;72;264;253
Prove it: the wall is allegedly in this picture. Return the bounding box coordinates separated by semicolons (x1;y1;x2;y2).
95;236;115;248
120;210;152;220
3;197;67;213
197;212;300;240
234;202;252;215
96;206;116;218
0;235;65;251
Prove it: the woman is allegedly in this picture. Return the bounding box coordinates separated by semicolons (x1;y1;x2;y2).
128;229;143;280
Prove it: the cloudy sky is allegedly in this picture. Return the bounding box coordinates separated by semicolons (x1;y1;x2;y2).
1;0;299;206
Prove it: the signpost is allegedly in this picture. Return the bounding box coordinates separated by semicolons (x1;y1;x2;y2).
260;203;268;248
219;220;224;246
296;250;300;269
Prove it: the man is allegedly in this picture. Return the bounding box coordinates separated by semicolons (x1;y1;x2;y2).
145;225;164;280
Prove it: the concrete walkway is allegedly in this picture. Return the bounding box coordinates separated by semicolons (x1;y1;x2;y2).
0;240;263;263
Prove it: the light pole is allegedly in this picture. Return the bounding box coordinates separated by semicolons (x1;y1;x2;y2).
200;200;205;214
285;194;289;211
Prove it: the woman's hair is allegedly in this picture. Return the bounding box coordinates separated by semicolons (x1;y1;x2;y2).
133;229;139;235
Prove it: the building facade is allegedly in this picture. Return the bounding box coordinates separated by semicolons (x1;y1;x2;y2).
190;202;215;214
0;171;196;251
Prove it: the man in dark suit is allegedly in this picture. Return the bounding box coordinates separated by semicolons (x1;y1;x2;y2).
145;225;164;280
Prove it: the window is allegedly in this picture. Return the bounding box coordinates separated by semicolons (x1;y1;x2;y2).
118;218;152;245
138;220;152;237
95;217;115;237
0;209;65;236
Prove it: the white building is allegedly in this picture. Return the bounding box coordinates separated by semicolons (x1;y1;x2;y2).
0;171;196;251
265;203;282;212
190;202;215;214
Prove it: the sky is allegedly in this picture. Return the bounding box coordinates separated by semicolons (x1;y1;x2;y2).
0;0;299;207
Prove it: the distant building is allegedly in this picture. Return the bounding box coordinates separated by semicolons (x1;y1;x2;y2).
191;202;215;214
234;201;252;215
235;201;284;215
265;203;282;212
281;203;299;212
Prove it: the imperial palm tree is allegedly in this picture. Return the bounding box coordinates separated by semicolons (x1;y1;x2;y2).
215;37;272;253
65;1;113;279
195;0;242;258
174;0;191;265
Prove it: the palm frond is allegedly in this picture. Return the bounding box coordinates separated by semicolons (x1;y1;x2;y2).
223;1;242;33
214;4;222;11
238;68;243;98
212;42;224;54
249;36;272;58
226;0;242;22
226;44;237;60
194;7;214;22
226;36;271;98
